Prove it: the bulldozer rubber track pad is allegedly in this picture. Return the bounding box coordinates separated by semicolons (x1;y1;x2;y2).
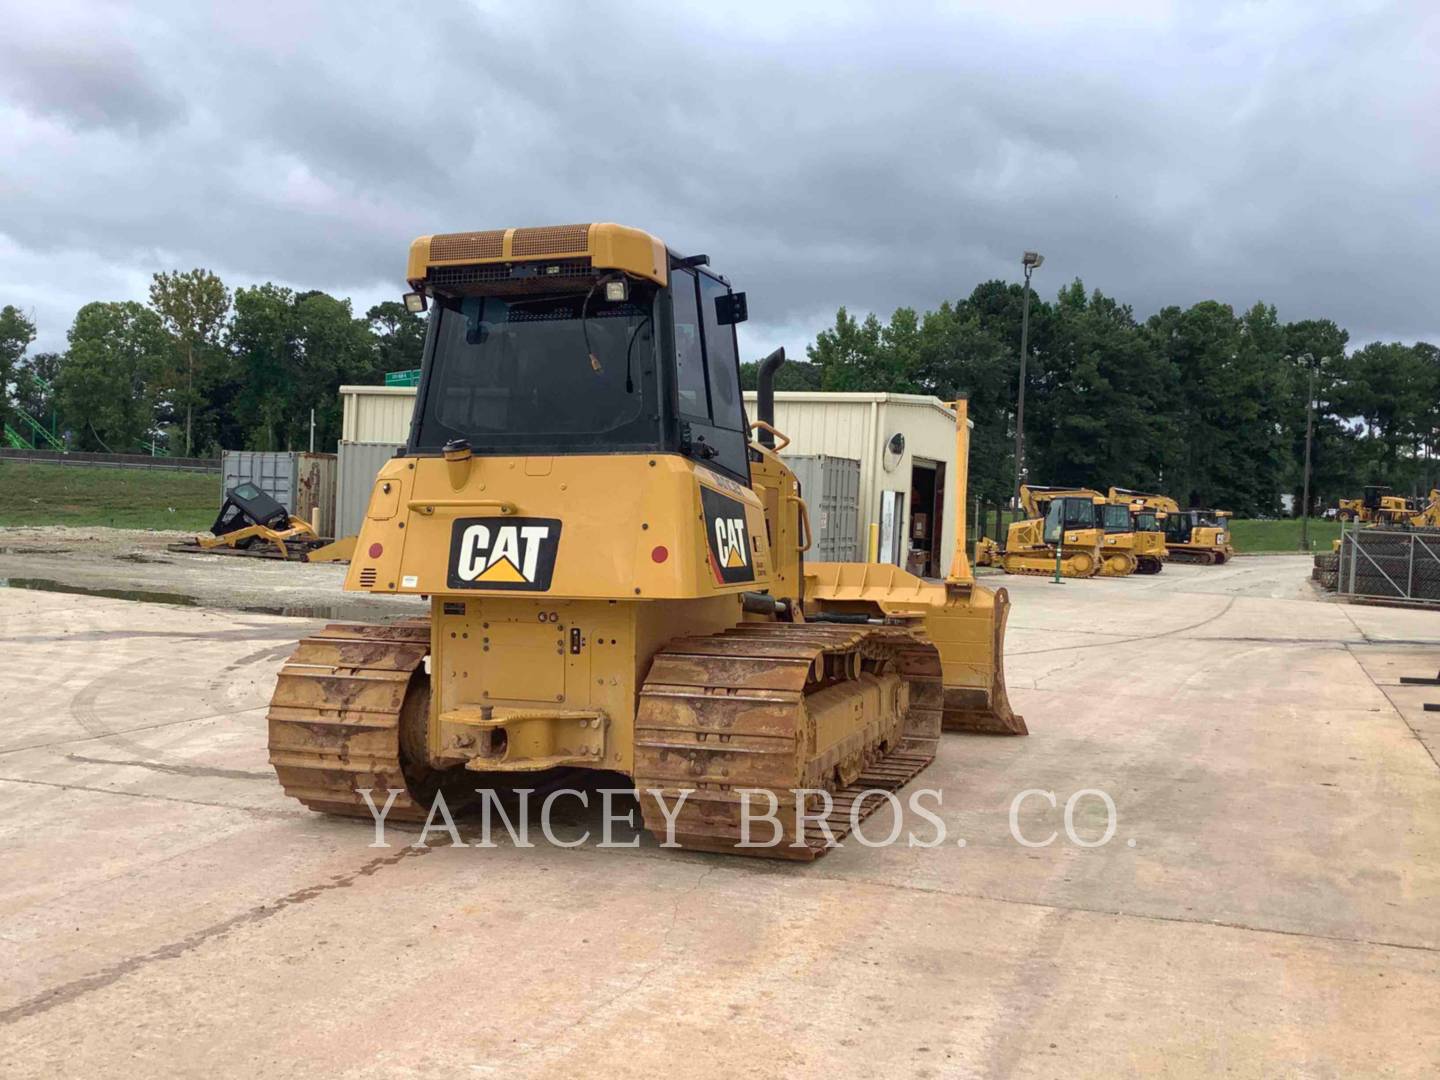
634;622;942;861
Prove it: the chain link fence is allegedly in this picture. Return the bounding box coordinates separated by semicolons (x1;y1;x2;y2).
1330;525;1440;605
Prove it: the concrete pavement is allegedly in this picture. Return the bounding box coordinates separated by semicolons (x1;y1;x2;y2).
1;556;1438;1077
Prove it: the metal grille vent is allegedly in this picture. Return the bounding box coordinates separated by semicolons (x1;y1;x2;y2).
359;568;377;588
427;259;591;288
511;224;590;257
431;230;505;262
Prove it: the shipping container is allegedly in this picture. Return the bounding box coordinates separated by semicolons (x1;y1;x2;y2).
336;441;406;539
220;451;337;537
340;385;417;444
786;455;861;562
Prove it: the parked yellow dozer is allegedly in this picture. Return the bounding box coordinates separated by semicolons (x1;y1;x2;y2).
1106;493;1167;574
975;484;1118;578
266;222;1024;862
1111;489;1234;564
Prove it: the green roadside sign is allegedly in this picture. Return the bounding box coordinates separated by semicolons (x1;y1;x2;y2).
384;369;421;387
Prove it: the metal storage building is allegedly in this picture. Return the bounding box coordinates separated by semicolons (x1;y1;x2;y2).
340;385;416;444
744;391;962;578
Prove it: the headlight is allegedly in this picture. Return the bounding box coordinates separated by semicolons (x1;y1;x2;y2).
1218;532;1227;542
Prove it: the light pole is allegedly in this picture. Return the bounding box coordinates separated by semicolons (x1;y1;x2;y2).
1299;353;1324;551
1014;251;1044;507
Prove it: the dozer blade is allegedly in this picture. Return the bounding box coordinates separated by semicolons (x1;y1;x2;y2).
802;562;1027;737
922;584;1027;735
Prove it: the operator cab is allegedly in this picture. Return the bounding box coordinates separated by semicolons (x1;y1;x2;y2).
1164;510;1199;543
1042;497;1099;545
1099;503;1133;534
1132;509;1162;533
407;247;751;484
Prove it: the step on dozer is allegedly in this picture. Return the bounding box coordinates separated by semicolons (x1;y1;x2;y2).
266;222;1025;862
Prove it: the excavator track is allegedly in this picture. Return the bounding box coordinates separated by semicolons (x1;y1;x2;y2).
1136;555;1164;574
267;621;433;822
634;621;942;861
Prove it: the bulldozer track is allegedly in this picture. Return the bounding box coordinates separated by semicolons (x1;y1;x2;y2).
634;621;942;860
1001;551;1098;578
267;620;433;822
1167;549;1221;565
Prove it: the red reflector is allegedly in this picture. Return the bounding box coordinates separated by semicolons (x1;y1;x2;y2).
368;543;384;558
651;545;669;563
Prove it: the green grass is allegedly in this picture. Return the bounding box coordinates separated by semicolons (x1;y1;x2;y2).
0;460;219;530
1225;517;1340;553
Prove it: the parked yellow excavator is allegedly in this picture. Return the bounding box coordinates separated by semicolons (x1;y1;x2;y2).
266;222;1024;862
1110;489;1234;564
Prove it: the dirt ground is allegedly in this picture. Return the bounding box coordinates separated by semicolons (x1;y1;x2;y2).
1;545;1438;1077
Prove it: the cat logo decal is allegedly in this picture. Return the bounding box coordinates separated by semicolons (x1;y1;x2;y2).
448;518;562;591
700;486;755;585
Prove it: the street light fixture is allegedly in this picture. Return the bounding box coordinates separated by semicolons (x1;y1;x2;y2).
1014;251;1044;506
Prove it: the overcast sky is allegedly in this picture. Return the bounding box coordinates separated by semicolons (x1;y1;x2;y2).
2;0;1435;361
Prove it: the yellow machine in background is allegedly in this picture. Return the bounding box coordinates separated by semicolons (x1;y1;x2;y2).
1336;486;1440;528
1011;485;1115;577
1096;498;1165;574
1111;489;1234;564
266;222;1024;862
1120;500;1169;573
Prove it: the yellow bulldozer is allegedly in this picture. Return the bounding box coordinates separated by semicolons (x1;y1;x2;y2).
1111;489;1234;564
974;484;1132;578
1099;497;1166;574
266;222;1024;861
1336;485;1440;527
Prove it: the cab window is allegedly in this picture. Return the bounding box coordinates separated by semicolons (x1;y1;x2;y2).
671;268;708;419
699;273;744;431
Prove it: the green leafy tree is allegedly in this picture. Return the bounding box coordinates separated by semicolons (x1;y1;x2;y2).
230;285;375;450
56;302;168;451
367;301;427;376
738;358;823;391
1;305;37;433
148;269;232;455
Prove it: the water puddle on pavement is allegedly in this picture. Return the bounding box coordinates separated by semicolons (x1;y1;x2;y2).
1;576;417;621
0;577;199;607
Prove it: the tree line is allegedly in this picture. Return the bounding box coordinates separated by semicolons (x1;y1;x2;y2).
742;280;1438;517
0;271;425;458
3;272;1434;516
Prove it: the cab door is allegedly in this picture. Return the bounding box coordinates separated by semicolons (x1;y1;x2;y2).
666;267;750;484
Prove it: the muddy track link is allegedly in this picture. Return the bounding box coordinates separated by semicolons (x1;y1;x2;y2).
267;621;432;822
634;621;943;861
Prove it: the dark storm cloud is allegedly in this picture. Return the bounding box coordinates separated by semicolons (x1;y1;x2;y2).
1;1;1436;358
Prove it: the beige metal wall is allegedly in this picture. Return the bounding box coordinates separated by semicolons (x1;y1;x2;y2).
743;392;960;572
340;385;417;445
